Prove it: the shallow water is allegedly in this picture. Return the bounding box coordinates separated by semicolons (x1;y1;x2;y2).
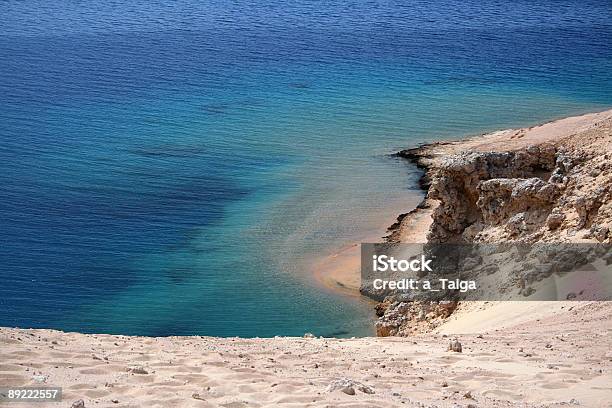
1;0;611;337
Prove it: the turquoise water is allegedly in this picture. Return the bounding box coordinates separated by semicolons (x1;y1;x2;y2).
1;1;611;337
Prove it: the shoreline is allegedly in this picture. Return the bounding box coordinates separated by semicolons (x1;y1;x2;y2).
371;107;612;336
393;107;612;243
313;108;612;302
1;108;611;407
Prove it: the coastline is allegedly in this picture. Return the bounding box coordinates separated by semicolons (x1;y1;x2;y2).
393;107;612;244
1;109;611;407
371;107;612;336
314;108;612;299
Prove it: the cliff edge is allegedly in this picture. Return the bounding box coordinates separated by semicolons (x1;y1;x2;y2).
375;109;612;336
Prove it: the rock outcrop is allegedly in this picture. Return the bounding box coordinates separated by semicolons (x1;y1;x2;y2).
375;300;457;336
372;112;612;336
427;145;560;243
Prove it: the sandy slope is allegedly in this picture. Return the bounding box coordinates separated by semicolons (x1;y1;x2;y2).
1;300;611;408
407;108;612;159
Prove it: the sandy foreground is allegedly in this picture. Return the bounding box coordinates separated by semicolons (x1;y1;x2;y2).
2;109;612;407
1;301;611;408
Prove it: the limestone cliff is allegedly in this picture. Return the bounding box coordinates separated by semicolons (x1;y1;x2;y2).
372;110;612;336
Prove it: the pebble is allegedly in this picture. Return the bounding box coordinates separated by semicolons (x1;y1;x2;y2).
128;366;148;375
32;374;47;383
326;378;374;395
448;339;462;353
341;386;356;395
192;393;206;401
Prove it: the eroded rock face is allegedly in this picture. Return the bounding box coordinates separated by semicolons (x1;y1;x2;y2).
375;301;457;336
371;119;612;337
427;145;561;243
426;139;611;244
546;212;566;230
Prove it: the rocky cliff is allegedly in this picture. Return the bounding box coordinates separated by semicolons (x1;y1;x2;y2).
372;110;612;336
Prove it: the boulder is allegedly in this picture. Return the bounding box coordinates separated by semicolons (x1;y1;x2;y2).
326;378;374;395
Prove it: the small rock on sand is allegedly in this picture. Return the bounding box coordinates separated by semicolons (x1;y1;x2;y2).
71;400;85;408
32;374;48;383
128;366;148;374
341;386;355;395
326;378;374;395
448;339;462;352
192;393;206;401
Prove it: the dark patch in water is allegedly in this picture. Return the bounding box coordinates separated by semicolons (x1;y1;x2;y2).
129;145;207;158
201;103;229;114
165;266;195;284
289;82;311;89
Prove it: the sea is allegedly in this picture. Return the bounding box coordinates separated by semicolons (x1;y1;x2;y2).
1;0;611;337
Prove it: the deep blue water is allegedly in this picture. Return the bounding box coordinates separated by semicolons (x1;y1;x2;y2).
1;0;611;337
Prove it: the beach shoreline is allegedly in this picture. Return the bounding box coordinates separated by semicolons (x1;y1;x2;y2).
2;109;612;407
313;108;612;301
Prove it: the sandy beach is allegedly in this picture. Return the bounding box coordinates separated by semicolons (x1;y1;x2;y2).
2;109;612;407
2;301;610;408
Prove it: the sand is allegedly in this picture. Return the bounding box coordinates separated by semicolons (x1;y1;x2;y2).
408;108;612;158
1;301;611;407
